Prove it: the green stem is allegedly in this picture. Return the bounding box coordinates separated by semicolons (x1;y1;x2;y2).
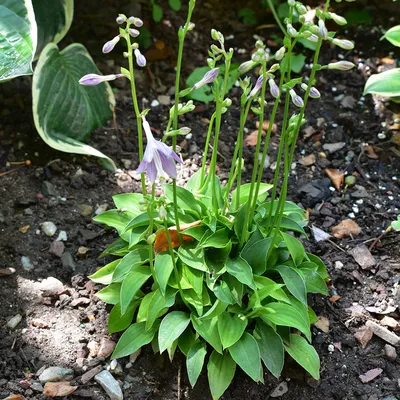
266;0;287;36
148;184;156;276
199;113;216;187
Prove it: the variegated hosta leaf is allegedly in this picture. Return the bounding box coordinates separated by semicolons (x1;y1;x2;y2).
0;0;37;81
32;0;74;57
32;43;116;170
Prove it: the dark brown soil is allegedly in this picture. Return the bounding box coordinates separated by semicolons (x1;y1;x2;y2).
0;1;399;399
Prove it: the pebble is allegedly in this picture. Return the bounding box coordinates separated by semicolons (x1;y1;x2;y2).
41;181;59;197
70;297;91;307
31;382;44;392
98;338;116;358
49;241;65;258
21;256;34;271
38;367;74;384
322;142;346;153
88;341;100;357
24;208;33;216
78;204;93;217
7;314;22;330
384;344;397;361
77;246;89;258
150;99;160;107
94;370;123;400
61;252;76;271
38;277;63;291
121;159;132;169
80;365;103;385
270;381;288;397
41;221;57;237
56;231;68;241
157;95;171;106
95;204;108;215
31;319;49;328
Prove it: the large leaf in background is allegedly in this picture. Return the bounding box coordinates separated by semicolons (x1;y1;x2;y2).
383;25;400;47
364;68;400;98
32;0;73;57
0;0;37;81
32;43;117;170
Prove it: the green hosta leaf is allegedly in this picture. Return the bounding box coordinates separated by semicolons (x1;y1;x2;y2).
182;290;204;316
178;328;197;356
89;260;120;284
218;312;247;349
226;256;256;290
228;332;263;382
207;351;236;400
254;276;290;304
364;68;400;98
275;265;307;306
168;0;181;11
241;237;273;275
306;253;329;280
225;275;244;306
112;321;160;359
0;0;37;81
383;25;400;47
112;193;144;217
112;246;149;282
165;184;201;216
278;216;307;235
259;302;311;342
146;288;177;330
281;232;305;266
230;183;273;212
96;283;121;305
285;334;320;379
108;301;139;333
288;295;312;333
181;225;210;241
120;267;152;314
234;203;248;243
391;216;400;231
154;252;174;296
136;292;155;323
200;228;230;249
200;299;228;320
298;262;329;295
248;278;284;309
32;43;116;170
99;237;129;258
187;341;207;388
182;265;203;298
32;0;73;57
191;315;222;353
254;321;284;378
93;210;135;241
213;281;236;305
152;2;163;22
178;244;207;271
158;311;191;353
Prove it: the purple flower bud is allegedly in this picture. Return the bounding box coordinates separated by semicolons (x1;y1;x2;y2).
129;28;140;37
134;18;143;27
79;73;124;86
192;68;219;90
275;46;285;61
287;24;298;38
287;0;295;5
134;49;146;67
239;60;257;73
318;20;328;40
331;38;354;50
289;89;304;107
328;12;347;26
309;86;321;98
327;61;355;71
102;36;120;53
307;33;319;42
116;15;126;24
269;79;280;98
247;75;264;100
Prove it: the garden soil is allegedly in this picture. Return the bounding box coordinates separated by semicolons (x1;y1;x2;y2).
0;0;399;399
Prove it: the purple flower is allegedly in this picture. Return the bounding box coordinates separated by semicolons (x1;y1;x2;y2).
192;68;219;90
136;116;182;182
134;49;146;67
268;78;280;98
247;75;264;100
116;15;126;24
289;89;304;108
79;73;124;86
129;28;140;37
102;35;120;53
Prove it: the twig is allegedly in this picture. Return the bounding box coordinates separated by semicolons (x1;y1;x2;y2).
369;226;391;251
327;239;346;253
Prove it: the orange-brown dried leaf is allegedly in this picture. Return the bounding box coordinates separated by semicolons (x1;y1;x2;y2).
244;130;265;146
145;40;173;61
325;168;344;191
43;382;78;398
332;219;361;239
154;221;201;253
256;121;277;134
363;145;380;159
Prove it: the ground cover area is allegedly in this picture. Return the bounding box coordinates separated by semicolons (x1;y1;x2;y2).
0;0;399;399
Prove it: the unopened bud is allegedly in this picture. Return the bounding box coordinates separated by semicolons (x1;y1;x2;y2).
159;206;167;221
296;3;307;15
331;38;354;50
186;22;195;31
128;16;143;27
287;24;298;38
102;35;120;53
211;29;224;44
79;73;124;86
289;89;304;108
328;12;347;25
327;61;355;71
269;78;280;98
129;28;140;37
309;87;321;98
255;40;264;49
287;0;295;6
251;52;261;62
307;33;319;42
222;98;232;107
134;49;146;67
239;60;257;73
116;14;126;24
269;63;280;73
318;20;328;40
210;44;221;54
299;15;306;24
147;233;156;245
275;47;285;60
192;68;219;90
247;75;264;100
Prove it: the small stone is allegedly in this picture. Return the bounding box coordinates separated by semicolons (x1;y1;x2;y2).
95;204;108;215
41;181;59;197
31;319;49;328
94;370;123;400
41;221;57;237
38;367;74;384
31;382;44;392
351;185;369;198
38;277;63;291
150;99;160;107
80;365;103;385
322;142;346;153
49;241;65;258
24;208;33;216
270;381;288;397
61;252;76;271
78;204;93;217
366;320;400;347
121;159;132;169
157;95;171;106
77;246;89;258
70;297;91;307
384;344;397;361
56;231;68;241
335;261;344;270
21;256;34;271
98;338;116;358
129;348;141;364
87;341;99;357
7;314;22;330
43;381;78;397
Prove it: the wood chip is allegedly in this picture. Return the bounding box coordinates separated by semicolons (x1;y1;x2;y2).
332;219;361;239
349;244;376;270
363;145;380;159
366;320;400;346
43;382;78;397
244;129;265;146
0;268;16;277
325;168;344;191
256;120;277;134
354;325;373;348
380;316;400;331
314;316;330;333
359;368;383;383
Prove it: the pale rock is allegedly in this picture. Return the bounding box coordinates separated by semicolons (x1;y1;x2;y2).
322;142;346;153
78;204;93;217
38;277;63;291
94;370;123;400
41;221;57;237
98;338;116;358
384;344;397;361
56;231;68;241
38;367;73;384
270;381;288;397
7;314;22;330
366;320;400;347
21;256;34;271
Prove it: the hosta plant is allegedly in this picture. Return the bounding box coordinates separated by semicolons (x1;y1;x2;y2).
83;0;355;398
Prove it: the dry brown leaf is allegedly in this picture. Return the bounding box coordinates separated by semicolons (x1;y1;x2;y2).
0;268;16;277
329;295;341;303
391;132;400;145
303;126;316;138
154;221;201;253
43;382;78;398
354;325;373;348
3;395;25;400
359;368;383;383
332;219;361;239
19;225;30;233
363;145;380;159
144;40;173;61
380;316;400;331
299;154;316;166
349;244;376;270
325;168;344;191
314;316;330;333
381;57;395;65
256;121;277;134
244;130;265;146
